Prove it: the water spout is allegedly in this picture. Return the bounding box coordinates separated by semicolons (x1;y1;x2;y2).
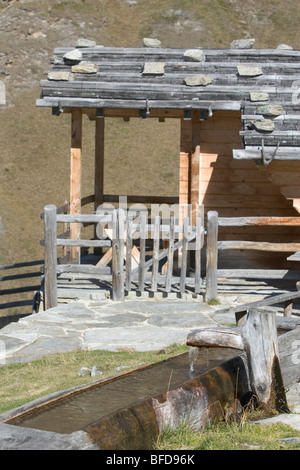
188;346;200;374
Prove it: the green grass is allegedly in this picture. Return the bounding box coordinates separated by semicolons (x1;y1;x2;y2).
155;421;300;450
0;344;188;414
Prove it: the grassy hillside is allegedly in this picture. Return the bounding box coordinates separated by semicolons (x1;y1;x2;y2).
0;0;299;313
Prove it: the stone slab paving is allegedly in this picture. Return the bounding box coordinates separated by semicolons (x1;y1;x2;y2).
0;298;231;363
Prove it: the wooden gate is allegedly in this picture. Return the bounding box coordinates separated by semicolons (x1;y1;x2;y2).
111;209;204;300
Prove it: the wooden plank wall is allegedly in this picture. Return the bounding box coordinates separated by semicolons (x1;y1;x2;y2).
259;161;300;214
199;111;300;270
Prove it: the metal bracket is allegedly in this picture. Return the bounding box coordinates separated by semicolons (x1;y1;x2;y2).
261;139;281;166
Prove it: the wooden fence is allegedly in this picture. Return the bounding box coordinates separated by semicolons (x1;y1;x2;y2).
43;205;204;308
205;211;300;301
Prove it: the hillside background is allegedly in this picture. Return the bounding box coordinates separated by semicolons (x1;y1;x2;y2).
0;0;299;309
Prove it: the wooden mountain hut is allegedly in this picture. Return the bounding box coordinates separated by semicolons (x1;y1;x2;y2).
37;42;300;302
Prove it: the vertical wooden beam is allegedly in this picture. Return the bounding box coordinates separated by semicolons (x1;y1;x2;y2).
165;216;175;292
180;216;189;293
179;115;192;225
70;109;82;263
151;215;160;292
178;114;192;270
44;205;57;310
112;209;125;301
206;211;218;302
191;111;201;226
138;215;147;292
125;218;133;292
94;114;105;211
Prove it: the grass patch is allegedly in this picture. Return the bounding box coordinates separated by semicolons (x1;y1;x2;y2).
155;421;300;450
206;298;221;306
0;344;188;414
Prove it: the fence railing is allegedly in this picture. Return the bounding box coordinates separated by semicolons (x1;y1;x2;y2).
43;204;205;308
205;211;300;301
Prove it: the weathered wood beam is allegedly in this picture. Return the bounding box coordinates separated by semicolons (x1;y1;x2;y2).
44;205;57;310
191;111;201;225
217;216;300;226
70;109;82;263
112;210;125;301
218;240;300;251
94;113;105;211
205;211;218;302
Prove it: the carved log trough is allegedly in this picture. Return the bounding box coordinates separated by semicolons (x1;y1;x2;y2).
0;310;298;450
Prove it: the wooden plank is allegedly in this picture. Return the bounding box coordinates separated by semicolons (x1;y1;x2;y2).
94;113;105;245
218;216;300;227
151;216;160;292
138;215;147;292
202;195;292;208
191;111;201;224
56;214;112;223
56;265;110;275
125;219;133;292
56;239;111;247
180;217;189;293
112;209;125;301
44;205;58;310
218;241;300;252
165;216;175;292
278;329;300;387
195;215;202;294
206;211;218;301
70;109;82;263
217;269;300;279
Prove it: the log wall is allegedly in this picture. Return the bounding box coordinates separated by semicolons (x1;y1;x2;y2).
198;111;300;270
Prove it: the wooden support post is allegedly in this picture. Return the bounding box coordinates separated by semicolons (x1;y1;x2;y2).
138;215;147;292
112;209;125;301
195;215;202;294
206;211;218;302
44;205;57;310
165;216;175;292
70;109;82;263
94;114;104;211
94;114;105;255
125;218;133;292
151;216;160;292
180;217;189;293
178;116;192;269
187;308;289;412
191;111;201;226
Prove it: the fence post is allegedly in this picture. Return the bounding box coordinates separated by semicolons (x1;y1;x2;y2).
206;211;218;302
112;209;125;301
44;205;57;310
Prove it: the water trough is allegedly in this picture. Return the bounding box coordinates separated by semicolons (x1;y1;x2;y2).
0;347;251;450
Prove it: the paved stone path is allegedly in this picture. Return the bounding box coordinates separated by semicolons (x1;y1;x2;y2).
0;297;238;364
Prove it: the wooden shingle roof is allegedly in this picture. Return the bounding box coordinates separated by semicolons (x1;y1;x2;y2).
37;45;300;162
